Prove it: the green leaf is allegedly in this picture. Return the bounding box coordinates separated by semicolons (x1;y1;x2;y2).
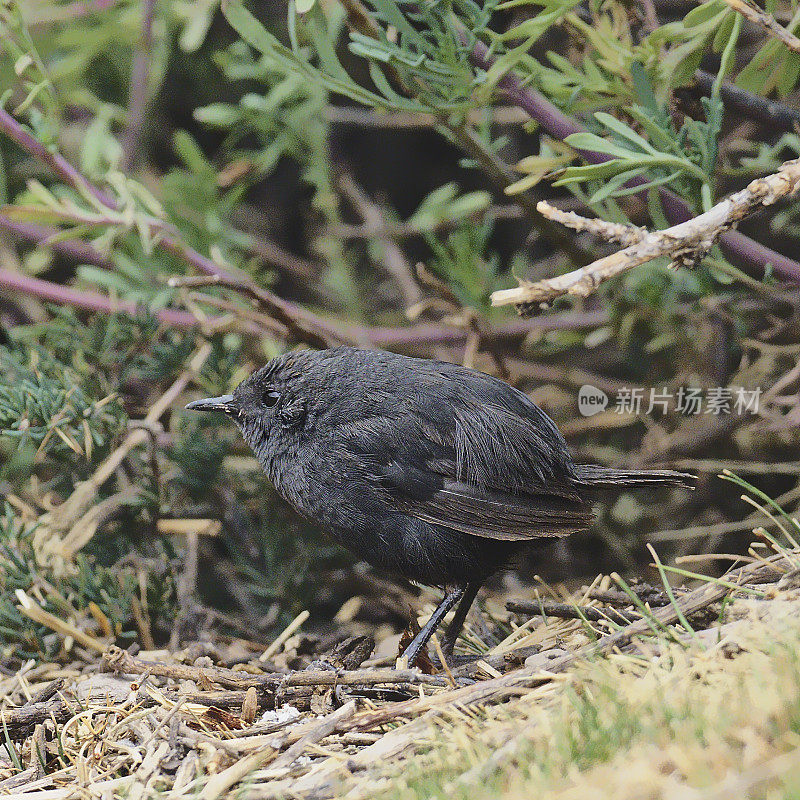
630;61;657;112
565;132;637;159
683;0;726;28
594;112;658;155
627;108;679;156
193;103;240;127
588;167;648;203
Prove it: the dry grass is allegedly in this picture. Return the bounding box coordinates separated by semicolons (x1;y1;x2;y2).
357;592;800;800
2;514;800;799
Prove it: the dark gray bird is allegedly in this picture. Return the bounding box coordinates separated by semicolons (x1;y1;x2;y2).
186;347;694;666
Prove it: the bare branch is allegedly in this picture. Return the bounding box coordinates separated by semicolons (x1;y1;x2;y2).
721;0;800;54
338;173;422;306
121;0;156;169
0;266;206;329
492;159;800;308
536;201;646;247
468;41;800;282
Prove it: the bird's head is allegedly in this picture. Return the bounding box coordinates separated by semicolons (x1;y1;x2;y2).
186;351;310;459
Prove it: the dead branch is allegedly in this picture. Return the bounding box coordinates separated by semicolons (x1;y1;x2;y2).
491;158;800;309
198;701;357;800
535;201;647;246
104;646;451;690
505;599;637;625
0;700;75;741
721;0;800;54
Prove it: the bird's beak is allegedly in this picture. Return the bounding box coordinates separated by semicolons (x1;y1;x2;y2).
185;394;237;414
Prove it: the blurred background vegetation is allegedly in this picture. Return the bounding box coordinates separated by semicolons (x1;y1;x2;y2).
0;0;799;663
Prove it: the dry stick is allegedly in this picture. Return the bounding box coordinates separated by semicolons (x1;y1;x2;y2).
198;701;357;800
590;558;785;653
505;599;636;626
150;687;259;710
360;310;608;347
587;588;670;607
170;271;351;349
107;560;792;752
280;669;447;689
25;680;65;706
249;712;437;799
14;590;108;652
533;202;647;247
259;610;310;662
177;276;606;348
264;700;357;773
721;0;800;54
104;646;450;690
491;159;800;307
37;344;212;561
331;203;523;240
0;701;75;741
323;105;529;129
104;646;257;690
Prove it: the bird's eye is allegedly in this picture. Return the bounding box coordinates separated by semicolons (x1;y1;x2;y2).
263;390;280;408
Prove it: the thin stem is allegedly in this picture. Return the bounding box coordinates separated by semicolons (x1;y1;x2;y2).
0;259;606;347
692;70;800;132
122;0;156;170
0;106;110;207
0;216;112;267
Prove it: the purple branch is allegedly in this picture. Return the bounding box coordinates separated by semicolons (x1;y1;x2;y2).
470;41;800;282
363;310;607;347
0;107;112;207
0;217;112;267
0;260;603;346
122;0;156;170
0;267;204;328
0;106;346;344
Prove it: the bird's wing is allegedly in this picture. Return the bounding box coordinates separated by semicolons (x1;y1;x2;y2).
337;392;592;541
392;470;593;540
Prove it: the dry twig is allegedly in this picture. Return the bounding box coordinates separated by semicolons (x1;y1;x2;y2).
534;202;647;246
492;159;800;308
721;0;800;54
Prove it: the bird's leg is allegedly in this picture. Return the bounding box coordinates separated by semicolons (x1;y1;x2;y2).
440;581;481;656
401;585;465;667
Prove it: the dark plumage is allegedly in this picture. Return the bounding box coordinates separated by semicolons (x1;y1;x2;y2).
186;346;694;665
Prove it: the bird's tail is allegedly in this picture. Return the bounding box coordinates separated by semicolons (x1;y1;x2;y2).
572;464;696;490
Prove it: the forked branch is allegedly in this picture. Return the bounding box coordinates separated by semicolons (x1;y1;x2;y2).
491;158;800;309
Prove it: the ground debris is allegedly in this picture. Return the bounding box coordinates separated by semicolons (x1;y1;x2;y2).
1;548;798;799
